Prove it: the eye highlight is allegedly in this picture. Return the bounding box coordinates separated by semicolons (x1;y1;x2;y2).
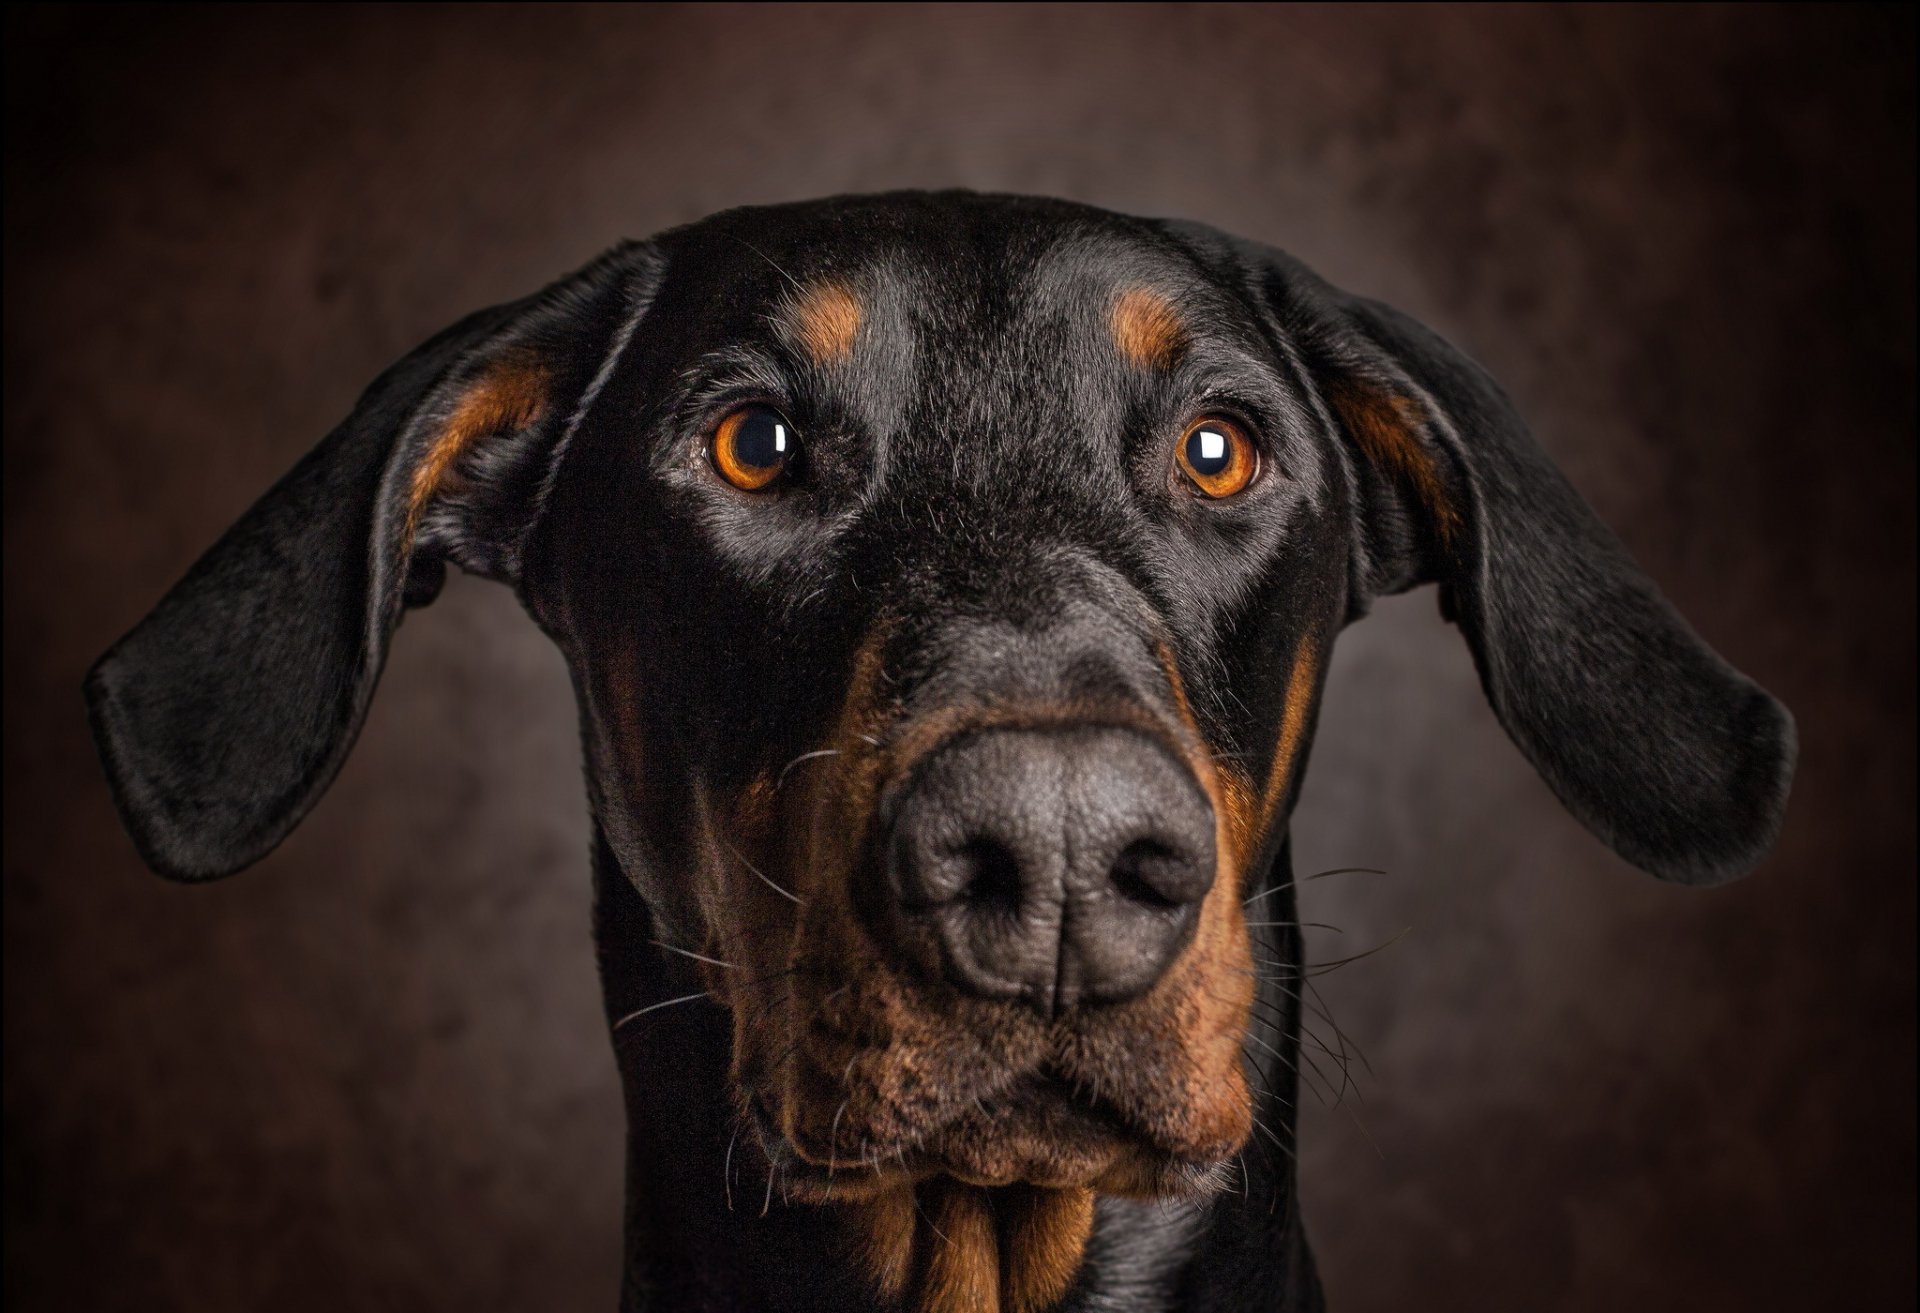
712;405;798;491
1174;416;1258;498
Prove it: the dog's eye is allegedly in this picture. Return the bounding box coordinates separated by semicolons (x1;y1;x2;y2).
1175;416;1257;498
712;405;798;491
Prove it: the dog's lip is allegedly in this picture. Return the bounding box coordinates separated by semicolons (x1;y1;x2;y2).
980;1071;1126;1131
747;1090;921;1199
748;1090;876;1174
759;1071;1142;1185
935;1071;1136;1177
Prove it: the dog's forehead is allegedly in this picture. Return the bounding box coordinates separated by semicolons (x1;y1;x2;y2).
677;192;1200;290
663;194;1247;387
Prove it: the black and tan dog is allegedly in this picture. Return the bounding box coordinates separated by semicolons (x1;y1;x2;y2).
86;192;1794;1312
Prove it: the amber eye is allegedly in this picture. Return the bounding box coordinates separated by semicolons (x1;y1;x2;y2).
711;405;798;491
1174;416;1258;498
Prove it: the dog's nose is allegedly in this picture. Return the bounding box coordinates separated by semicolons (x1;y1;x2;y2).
885;728;1216;1013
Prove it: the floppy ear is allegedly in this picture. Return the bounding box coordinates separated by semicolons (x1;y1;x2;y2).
85;242;662;881
1183;229;1794;885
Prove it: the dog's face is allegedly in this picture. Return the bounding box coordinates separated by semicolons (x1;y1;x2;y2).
87;193;1793;1310
542;200;1347;1212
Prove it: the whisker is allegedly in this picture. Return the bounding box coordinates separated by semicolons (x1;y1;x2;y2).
914;1193;954;1249
1241;996;1385;1159
775;748;842;791
1237;1071;1295;1212
1301;925;1412;976
735;982;796;1035
650;939;743;971
1308;1022;1360;1105
1245;993;1352;1086
1336;1083;1387;1161
1248;1113;1296;1161
1246;920;1344;932
1304;865;1389;883
1306;977;1376;1081
725;839;806;905
1300;1032;1351;1106
1296;1038;1354;1109
731;235;806;295
1246;926;1409;981
611;991;711;1032
724;1121;741;1213
828;1099;850;1177
1245;1027;1342;1108
1243;1028;1305;1083
1244;866;1388;905
1239;1042;1296;1114
1249;974;1377;1087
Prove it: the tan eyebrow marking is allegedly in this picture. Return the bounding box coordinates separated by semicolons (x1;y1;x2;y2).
782;280;863;364
1110;286;1188;369
1328;381;1461;546
404;354;551;546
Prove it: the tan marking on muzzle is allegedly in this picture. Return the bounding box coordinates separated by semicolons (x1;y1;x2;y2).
694;769;796;1010
1156;640;1260;880
403;354;550;547
1256;633;1319;836
799;630;1250;1312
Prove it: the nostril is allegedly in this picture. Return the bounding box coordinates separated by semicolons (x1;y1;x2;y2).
883;726;1216;1008
1109;839;1195;911
952;838;1024;913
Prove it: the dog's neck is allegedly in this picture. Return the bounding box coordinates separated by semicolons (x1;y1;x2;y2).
592;829;1323;1313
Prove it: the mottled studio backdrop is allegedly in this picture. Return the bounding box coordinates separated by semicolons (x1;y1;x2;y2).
5;5;1913;1311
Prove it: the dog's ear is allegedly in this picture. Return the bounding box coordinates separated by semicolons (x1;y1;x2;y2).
1174;227;1794;885
85;242;663;881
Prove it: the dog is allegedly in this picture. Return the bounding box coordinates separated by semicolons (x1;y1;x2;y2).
86;191;1795;1312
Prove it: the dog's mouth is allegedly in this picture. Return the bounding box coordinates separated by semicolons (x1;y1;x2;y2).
928;1073;1138;1186
752;1066;1197;1199
707;668;1266;1237
727;932;1257;1210
735;1038;1236;1313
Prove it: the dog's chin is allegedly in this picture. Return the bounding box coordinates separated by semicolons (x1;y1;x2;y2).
760;1076;1236;1207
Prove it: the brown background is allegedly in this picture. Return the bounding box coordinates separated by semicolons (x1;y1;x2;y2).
5;5;1913;1311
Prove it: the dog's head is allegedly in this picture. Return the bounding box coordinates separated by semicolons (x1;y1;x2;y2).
87;193;1793;1307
